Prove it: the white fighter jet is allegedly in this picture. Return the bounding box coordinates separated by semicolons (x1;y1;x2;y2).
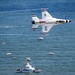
32;8;72;35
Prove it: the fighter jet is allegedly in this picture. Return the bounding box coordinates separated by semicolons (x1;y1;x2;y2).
32;8;72;35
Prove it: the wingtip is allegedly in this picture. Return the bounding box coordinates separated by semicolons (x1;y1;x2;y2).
41;8;46;11
41;8;49;11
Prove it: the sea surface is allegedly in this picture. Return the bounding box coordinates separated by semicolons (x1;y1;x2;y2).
0;0;75;75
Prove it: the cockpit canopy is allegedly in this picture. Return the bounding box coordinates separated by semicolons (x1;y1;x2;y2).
56;20;65;23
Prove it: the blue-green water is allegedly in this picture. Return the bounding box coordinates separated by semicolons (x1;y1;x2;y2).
0;0;75;75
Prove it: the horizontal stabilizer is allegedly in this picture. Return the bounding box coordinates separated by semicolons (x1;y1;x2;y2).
32;24;39;31
32;14;39;21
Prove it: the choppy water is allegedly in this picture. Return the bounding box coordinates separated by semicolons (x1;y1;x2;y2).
0;0;75;75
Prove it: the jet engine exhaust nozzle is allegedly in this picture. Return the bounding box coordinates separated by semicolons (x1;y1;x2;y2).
32;21;35;24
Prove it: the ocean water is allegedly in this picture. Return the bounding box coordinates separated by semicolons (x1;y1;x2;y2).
0;0;75;75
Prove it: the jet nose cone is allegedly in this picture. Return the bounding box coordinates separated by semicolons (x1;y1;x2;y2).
69;20;72;22
66;20;72;23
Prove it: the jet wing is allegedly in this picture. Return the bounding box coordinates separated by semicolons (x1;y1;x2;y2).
42;8;53;19
42;24;54;33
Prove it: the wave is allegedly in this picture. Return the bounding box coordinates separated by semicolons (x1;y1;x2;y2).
0;26;24;28
0;34;24;36
0;8;41;13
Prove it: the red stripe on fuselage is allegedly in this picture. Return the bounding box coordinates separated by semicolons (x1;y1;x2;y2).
39;21;45;23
